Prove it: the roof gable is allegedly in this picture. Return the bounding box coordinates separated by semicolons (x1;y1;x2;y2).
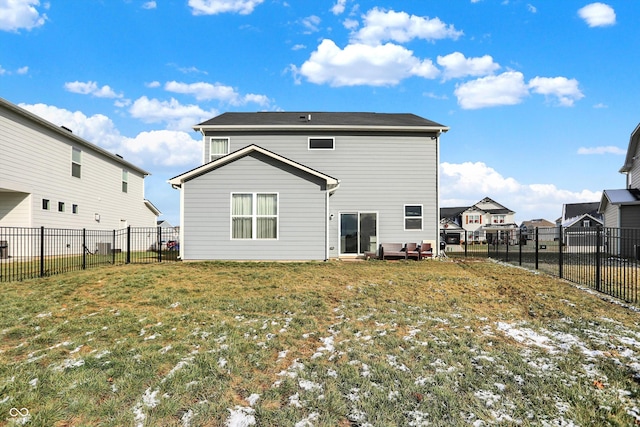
620;122;640;173
169;144;339;188
562;202;601;221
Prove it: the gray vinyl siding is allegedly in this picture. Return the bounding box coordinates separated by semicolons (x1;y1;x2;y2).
603;203;620;228
203;132;438;258
620;205;640;228
182;152;327;260
0;103;156;230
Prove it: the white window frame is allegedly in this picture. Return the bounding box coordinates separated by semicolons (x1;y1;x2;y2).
493;214;506;224
468;214;481;224
230;192;279;240
122;170;129;193
308;137;335;150
72;147;81;178
210;137;230;160
404;204;423;231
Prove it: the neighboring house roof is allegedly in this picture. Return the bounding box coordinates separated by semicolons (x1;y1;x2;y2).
562;202;601;221
169;144;340;189
157;220;173;227
440;207;467;220
145;200;162;216
472;197;514;214
619;122;640;173
0;97;150;177
562;213;603;228
194;112;449;134
599;188;640;212
521;219;555;229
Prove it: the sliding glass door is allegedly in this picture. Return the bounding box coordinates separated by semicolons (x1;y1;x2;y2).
339;212;378;255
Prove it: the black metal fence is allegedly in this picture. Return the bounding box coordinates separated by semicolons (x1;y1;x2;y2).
446;226;640;304
0;226;179;282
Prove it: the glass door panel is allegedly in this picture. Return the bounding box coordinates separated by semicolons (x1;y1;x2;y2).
359;213;377;253
340;213;358;254
340;212;378;255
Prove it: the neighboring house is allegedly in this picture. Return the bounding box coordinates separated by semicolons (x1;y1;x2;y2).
520;218;556;242
169;112;448;261
558;202;603;249
439;197;518;244
600;123;640;229
599;122;640;257
0;97;159;254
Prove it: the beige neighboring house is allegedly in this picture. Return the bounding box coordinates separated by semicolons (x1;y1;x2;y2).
440;197;518;244
0;97;160;231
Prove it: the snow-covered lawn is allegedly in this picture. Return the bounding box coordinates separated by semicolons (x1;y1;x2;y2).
1;261;639;426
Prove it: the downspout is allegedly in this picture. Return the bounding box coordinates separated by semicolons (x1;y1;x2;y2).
325;181;341;261
435;133;441;257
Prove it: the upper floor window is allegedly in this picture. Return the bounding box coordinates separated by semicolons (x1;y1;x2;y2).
72;148;82;178
122;170;129;193
309;137;335;150
404;205;423;230
492;215;506;224
231;193;278;240
42;199;50;210
210;137;230;160
467;214;481;224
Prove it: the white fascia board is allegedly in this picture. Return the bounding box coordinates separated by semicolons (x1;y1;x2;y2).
168;144;339;188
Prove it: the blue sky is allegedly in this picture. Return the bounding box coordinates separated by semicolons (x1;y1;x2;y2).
1;0;638;226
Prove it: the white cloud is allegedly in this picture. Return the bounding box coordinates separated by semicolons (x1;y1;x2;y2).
437;52;500;81
0;65;6;75
528;76;584;106
291;44;306;51
0;0;47;32
577;146;625;155
64;81;123;99
146;81;161;88
578;3;615;27
19;103;201;168
142;1;157;9
454;71;529;109
331;0;346;15
20;103;123;149
527;4;537;13
440;161;602;222
129;96;218;131
164;81;270;106
343;18;359;30
301;15;321;33
188;0;264;15
16;66;28;74
351;8;463;45
296;39;439;87
122;130;201;167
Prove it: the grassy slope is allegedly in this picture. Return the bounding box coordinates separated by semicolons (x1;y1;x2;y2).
1;260;639;426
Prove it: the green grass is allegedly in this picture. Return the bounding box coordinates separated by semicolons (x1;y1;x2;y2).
1;260;639;426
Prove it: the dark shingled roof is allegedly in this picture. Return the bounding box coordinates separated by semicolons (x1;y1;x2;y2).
196;112;447;128
564;202;601;220
440;207;467;219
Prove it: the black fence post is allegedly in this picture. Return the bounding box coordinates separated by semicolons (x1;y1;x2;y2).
112;229;116;264
518;228;522;266
535;228;539;270
126;226;131;264
595;226;602;292
157;226;162;263
464;235;468;257
82;228;86;270
558;225;563;279
40;226;45;277
505;232;509;262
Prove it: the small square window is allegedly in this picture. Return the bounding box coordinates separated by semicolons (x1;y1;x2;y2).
58;202;65;212
72;204;78;214
42;199;50;210
309;137;334;150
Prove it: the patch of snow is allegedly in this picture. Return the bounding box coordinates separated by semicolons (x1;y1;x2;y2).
246;393;260;406
295;412;319;427
226;406;255;427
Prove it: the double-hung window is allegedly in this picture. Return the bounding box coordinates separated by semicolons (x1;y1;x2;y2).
210;137;230;160
404;205;423;230
231;193;278;239
72;148;81;178
122;170;128;193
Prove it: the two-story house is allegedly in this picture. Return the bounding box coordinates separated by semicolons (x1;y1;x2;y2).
440;197;517;245
599;123;640;229
0;97;159;235
169;112;449;261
